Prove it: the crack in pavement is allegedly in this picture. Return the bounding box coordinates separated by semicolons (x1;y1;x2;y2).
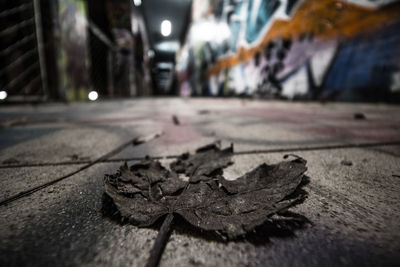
1;140;400;169
1;139;399;207
0;132;162;207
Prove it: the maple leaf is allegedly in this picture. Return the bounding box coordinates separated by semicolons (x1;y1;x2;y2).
104;143;308;267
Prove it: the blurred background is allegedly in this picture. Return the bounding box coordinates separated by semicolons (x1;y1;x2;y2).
0;0;400;103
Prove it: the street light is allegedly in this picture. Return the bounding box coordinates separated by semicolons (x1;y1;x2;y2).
0;91;7;100
88;91;98;101
161;20;171;37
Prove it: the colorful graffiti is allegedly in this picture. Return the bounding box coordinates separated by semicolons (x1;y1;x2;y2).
176;0;400;102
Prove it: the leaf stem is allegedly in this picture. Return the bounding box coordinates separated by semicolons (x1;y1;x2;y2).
145;213;174;267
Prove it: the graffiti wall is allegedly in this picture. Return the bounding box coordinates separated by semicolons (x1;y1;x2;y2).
176;0;400;102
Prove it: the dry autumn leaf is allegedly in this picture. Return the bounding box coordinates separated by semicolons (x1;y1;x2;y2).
104;143;308;267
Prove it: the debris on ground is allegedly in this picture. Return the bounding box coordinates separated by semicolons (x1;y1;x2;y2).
0;117;27;128
68;154;90;161
104;142;308;267
354;113;366;120
2;157;20;165
172;115;180;125
341;160;353;166
132;132;163;146
198;110;210;115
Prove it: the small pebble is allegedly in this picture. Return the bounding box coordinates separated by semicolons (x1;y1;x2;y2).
353;113;366;120
341;160;353;166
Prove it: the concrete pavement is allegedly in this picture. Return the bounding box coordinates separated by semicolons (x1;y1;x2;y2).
0;98;399;266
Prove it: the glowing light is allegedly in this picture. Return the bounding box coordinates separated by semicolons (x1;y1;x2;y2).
0;91;7;100
155;41;180;52
189;21;231;43
133;0;142;6
147;49;155;58
161;20;172;37
88;91;98;101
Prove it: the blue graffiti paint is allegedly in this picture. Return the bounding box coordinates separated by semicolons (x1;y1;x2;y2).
323;21;400;101
245;0;280;43
229;2;243;52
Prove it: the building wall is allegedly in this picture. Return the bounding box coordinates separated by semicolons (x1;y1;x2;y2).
177;0;400;102
58;0;90;101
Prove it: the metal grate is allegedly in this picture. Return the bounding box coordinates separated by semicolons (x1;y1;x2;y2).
0;0;47;101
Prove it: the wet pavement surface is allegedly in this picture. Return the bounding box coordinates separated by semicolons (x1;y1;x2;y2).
0;98;399;266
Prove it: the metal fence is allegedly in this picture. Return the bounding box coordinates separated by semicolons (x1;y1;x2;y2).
0;0;47;101
0;0;151;103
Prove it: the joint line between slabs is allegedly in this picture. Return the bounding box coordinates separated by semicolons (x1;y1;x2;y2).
1;141;400;169
110;140;400;162
0;139;398;206
0;134;160;207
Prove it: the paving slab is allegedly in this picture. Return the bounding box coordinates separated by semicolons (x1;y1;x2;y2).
0;100;163;165
0;162;156;267
109;99;400;159
0;164;85;203
1;145;399;266
2;99;399;163
224;148;400;244
0;121;163;166
0;99;399;267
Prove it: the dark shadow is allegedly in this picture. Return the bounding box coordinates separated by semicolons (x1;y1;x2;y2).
101;192;126;225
